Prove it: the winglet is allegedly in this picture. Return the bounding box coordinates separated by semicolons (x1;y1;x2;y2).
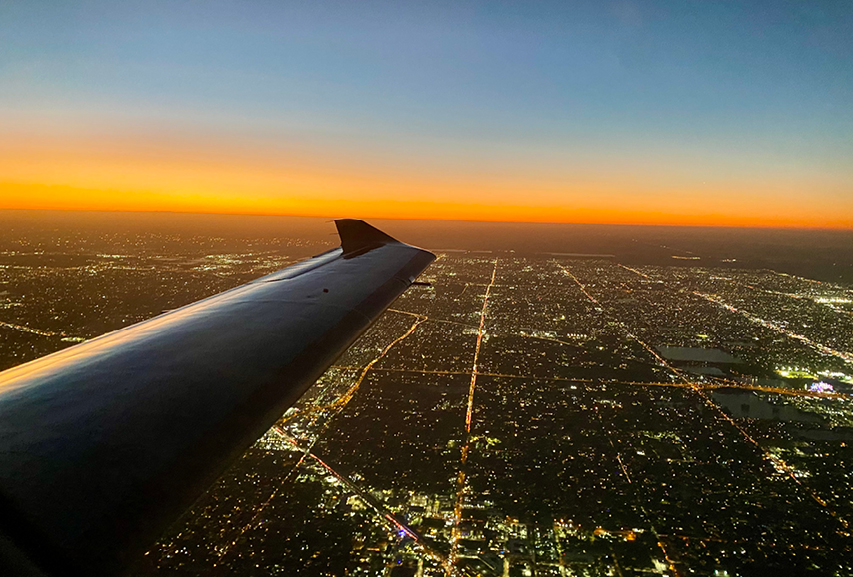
335;219;400;254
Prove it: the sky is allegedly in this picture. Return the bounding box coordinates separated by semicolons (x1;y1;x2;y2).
1;0;851;227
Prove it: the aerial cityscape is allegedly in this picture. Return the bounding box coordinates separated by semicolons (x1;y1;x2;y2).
2;1;852;575
2;215;852;576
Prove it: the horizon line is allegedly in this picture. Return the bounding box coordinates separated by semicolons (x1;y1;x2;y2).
2;206;852;232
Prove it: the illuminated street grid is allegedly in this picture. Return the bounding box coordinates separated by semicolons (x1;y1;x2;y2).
2;238;853;576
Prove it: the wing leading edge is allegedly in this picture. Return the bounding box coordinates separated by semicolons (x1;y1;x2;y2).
0;220;435;576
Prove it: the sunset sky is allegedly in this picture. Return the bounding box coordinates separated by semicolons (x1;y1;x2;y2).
1;1;851;227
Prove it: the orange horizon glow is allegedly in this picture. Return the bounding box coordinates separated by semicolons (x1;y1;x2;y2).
3;183;850;230
2;129;851;230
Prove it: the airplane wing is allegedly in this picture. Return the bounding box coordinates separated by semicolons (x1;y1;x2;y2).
0;220;435;576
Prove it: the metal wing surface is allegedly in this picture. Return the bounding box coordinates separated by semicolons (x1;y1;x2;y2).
0;219;435;576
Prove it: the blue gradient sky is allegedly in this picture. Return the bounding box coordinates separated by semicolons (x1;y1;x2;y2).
1;1;851;226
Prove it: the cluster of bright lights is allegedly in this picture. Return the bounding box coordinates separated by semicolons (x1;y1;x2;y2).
809;382;835;393
776;366;817;379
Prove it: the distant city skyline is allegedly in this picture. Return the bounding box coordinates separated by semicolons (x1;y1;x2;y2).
1;1;851;228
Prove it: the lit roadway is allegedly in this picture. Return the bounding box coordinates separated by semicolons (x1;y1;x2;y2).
695;291;853;364
559;261;852;538
328;365;845;400
207;307;431;566
450;258;498;576
273;427;450;567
